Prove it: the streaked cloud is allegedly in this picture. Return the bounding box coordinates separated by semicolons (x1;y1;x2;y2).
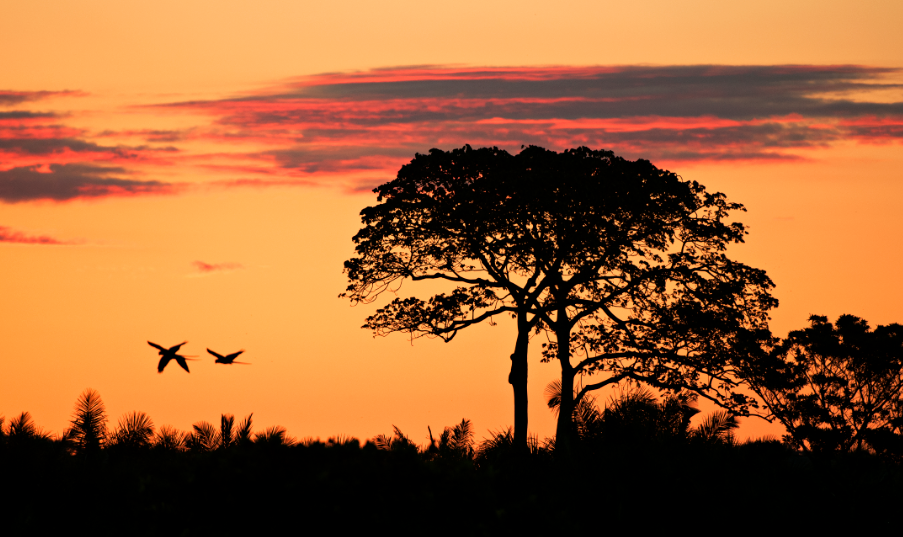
147;65;903;190
0;225;72;245
192;260;243;273
0;96;179;202
5;66;902;201
0;90;84;107
0;163;174;203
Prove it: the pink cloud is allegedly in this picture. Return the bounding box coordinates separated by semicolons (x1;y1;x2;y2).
192;261;243;273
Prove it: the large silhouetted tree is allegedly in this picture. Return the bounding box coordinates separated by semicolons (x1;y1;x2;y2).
745;314;903;454
342;146;552;453
342;145;777;455
504;147;777;452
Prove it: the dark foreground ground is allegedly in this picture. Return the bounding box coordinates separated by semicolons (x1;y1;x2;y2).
4;439;902;535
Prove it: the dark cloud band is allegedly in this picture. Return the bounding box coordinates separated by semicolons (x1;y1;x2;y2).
0;164;174;203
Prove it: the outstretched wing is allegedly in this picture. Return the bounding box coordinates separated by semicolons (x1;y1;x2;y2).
169;341;188;352
157;355;172;373
174;355;191;373
226;350;245;361
148;341;167;353
207;348;226;360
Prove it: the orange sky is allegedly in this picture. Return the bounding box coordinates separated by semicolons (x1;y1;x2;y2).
2;1;902;444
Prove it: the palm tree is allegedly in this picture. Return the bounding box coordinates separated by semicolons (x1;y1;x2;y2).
6;412;52;442
235;414;253;446
154;425;188;451
187;421;218;452
255;425;295;446
426;419;476;460
692;410;739;445
109;411;155;450
66;389;108;455
475;427;544;463
373;425;416;453
218;414;235;450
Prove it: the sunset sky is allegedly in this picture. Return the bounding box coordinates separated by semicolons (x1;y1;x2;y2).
2;0;902;443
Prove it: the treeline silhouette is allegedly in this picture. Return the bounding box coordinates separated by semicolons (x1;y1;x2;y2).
4;383;902;535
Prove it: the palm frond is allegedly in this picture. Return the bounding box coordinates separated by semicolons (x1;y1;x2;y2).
188;421;218;451
254;425;296;446
326;435;359;448
476;427;513;459
109;411;155;449
154;425;187;451
545;379;563;415
373;433;393;450
68;388;108;453
450;419;474;453
7;412;50;440
219;414;235;450
235;413;254;445
693;410;739;443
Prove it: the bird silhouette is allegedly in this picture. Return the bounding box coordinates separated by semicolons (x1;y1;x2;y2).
207;348;250;365
148;341;197;373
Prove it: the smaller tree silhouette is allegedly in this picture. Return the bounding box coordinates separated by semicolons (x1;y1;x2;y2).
745;314;903;454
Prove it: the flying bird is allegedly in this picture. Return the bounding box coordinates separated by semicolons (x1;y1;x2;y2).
207;348;250;365
148;341;196;373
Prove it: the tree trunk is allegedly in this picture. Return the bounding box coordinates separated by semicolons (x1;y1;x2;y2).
555;317;576;458
508;314;530;455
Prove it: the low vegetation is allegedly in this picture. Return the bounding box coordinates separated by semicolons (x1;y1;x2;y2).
3;381;902;535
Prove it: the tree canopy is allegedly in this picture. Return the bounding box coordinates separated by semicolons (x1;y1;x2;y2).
341;145;779;455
